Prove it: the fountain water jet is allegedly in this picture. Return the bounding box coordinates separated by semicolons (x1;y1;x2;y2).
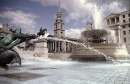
69;5;129;61
42;37;117;63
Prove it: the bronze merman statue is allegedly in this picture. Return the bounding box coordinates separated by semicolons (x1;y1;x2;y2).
0;27;37;69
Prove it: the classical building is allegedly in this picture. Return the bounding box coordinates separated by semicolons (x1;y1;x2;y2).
47;0;80;53
104;10;130;53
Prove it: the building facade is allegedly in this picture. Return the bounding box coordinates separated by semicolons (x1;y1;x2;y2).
47;0;80;53
104;10;130;53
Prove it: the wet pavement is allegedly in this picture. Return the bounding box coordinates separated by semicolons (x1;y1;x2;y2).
0;58;130;84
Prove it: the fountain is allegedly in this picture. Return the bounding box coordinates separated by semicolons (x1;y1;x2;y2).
69;5;129;61
81;29;110;43
69;28;129;61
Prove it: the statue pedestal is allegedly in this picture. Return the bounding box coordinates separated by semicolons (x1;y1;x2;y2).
34;39;48;58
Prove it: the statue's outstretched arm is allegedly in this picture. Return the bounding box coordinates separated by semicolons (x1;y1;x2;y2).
14;34;37;39
7;39;24;48
7;37;33;49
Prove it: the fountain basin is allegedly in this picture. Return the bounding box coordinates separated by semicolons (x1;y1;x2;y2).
81;29;110;43
69;43;129;61
82;29;110;38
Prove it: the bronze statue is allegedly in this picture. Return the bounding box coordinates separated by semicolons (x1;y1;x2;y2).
37;27;47;36
0;27;37;69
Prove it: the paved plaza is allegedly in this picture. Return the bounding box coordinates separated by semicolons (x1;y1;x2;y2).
0;57;130;84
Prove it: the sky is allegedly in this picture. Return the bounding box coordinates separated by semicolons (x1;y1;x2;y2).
0;0;129;38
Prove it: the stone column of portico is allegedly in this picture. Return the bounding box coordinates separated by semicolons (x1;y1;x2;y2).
50;42;51;52
66;42;68;52
50;42;53;52
55;41;57;52
60;42;62;52
47;42;50;51
49;42;51;52
67;42;70;51
58;41;61;52
115;17;117;23
51;41;53;52
51;42;53;52
52;41;55;52
62;42;66;53
53;41;55;52
118;26;122;44
64;42;67;52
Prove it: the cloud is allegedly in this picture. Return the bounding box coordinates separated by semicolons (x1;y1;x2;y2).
30;0;129;23
0;10;37;33
106;1;127;14
65;28;85;39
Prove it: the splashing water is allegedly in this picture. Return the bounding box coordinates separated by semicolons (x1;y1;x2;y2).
107;29;117;43
91;5;118;43
14;46;78;65
92;5;103;29
42;37;117;63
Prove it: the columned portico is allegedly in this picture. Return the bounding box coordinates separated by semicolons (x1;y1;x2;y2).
51;0;66;53
47;0;74;53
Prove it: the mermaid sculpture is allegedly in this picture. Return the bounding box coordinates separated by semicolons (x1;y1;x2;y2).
0;27;37;69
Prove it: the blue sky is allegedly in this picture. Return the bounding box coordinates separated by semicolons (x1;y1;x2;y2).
0;0;129;38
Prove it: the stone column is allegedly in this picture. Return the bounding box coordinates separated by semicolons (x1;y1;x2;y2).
48;42;50;52
62;42;66;53
58;41;61;52
67;42;69;51
52;42;54;51
66;42;68;52
49;42;51;52
55;41;57;52
115;17;117;23
118;26;122;44
51;41;53;51
50;42;52;52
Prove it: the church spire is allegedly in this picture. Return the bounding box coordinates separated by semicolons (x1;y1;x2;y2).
58;0;61;12
54;0;65;38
